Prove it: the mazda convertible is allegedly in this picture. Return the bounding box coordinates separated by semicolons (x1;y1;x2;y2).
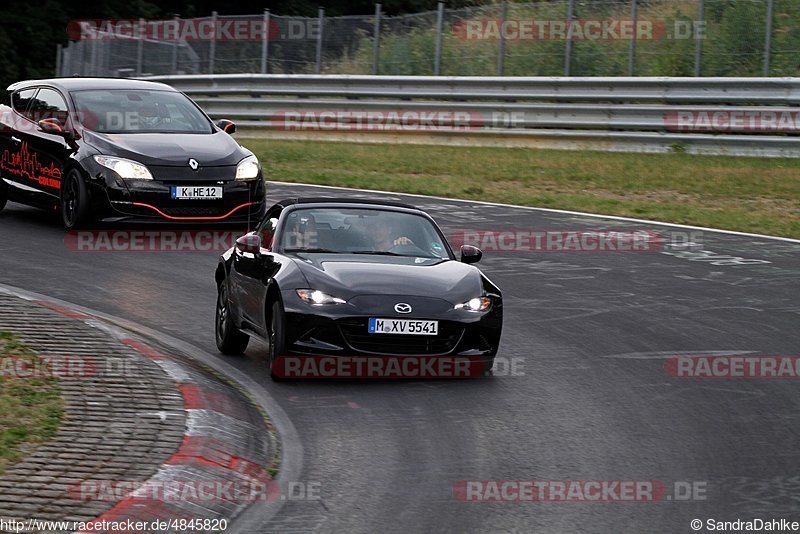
214;198;503;378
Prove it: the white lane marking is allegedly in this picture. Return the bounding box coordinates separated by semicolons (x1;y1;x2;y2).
270;182;800;244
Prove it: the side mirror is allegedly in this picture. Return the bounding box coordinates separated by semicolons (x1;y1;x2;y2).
236;233;262;255
217;119;236;134
460;245;482;264
38;118;65;135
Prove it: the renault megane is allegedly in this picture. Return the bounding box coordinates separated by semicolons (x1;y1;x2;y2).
0;77;266;229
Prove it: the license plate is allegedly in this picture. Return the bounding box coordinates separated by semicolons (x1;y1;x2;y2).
368;318;438;335
171;186;222;200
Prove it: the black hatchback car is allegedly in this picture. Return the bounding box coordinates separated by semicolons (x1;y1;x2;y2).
214;198;503;379
0;77;266;229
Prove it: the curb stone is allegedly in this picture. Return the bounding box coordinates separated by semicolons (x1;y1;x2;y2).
0;290;281;533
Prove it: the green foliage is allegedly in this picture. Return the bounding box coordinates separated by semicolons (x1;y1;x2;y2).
703;0;766;76
1;0;799;92
329;0;800;77
0;332;63;475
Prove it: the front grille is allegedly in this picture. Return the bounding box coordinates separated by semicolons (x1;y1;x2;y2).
161;206;228;217
338;319;464;356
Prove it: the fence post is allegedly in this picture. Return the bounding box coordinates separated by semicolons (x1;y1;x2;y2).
91;36;99;76
261;9;270;74
434;1;445;76
497;0;507;76
564;0;574;76
763;0;774;76
136;18;144;76
209;12;218;74
62;45;69;77
694;0;704;77
97;38;105;76
78;41;85;76
171;15;180;74
372;3;382;75
56;44;62;77
316;7;325;74
627;0;637;76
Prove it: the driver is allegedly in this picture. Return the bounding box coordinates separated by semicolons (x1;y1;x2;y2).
368;218;413;252
138;102;164;129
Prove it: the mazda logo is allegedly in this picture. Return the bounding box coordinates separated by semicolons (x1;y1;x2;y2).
188;158;199;171
394;303;412;314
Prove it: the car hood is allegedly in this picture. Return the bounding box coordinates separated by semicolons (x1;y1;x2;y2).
291;255;484;303
82;130;246;167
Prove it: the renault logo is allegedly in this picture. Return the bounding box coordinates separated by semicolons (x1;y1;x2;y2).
188;158;199;171
394;303;412;314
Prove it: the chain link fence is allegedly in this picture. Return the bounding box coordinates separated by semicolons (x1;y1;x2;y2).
58;0;800;78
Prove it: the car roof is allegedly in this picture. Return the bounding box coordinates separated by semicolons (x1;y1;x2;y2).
7;77;177;93
274;197;421;211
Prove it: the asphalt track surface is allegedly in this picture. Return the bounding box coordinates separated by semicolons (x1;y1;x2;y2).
2;182;800;533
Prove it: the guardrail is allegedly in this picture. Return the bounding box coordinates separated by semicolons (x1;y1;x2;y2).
145;75;800;157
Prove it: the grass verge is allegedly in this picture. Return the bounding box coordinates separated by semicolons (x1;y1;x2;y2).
245;139;800;239
0;332;63;475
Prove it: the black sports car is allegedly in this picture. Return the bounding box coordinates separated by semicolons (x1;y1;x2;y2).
0;77;266;229
214;198;503;379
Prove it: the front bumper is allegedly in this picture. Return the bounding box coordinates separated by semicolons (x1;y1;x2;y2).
280;290;503;359
87;164;267;224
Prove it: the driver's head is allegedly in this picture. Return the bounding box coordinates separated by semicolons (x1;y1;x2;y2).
138;103;161;127
369;218;392;243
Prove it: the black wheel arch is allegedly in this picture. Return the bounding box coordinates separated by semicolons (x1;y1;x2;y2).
264;282;283;326
215;262;228;287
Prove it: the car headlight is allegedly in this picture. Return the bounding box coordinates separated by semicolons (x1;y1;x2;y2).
454;297;492;312
94;155;153;180
296;289;346;305
236;155;260;181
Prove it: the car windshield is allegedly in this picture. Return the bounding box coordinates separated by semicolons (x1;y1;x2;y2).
70;89;213;134
279;207;450;259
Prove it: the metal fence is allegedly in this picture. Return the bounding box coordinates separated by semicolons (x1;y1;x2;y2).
58;0;800;78
143;74;800;158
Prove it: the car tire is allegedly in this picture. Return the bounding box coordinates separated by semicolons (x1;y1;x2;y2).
0;180;7;213
61;170;89;231
268;300;286;380
215;281;250;355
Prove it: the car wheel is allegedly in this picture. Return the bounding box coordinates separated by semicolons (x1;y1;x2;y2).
61;170;89;230
268;300;286;380
215;281;250;355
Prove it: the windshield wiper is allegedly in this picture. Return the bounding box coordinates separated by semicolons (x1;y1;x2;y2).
284;247;342;254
